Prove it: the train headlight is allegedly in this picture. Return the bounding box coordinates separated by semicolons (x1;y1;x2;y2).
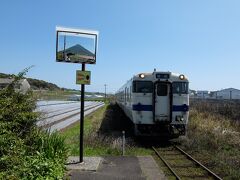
179;74;185;80
139;73;145;79
176;116;184;121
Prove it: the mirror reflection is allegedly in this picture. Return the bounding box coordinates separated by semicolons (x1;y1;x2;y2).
57;31;96;64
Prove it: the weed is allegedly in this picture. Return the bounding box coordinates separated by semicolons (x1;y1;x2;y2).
178;99;240;179
61;103;152;156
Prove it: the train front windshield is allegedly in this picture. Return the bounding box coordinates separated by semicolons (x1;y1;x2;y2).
172;82;189;94
133;81;153;93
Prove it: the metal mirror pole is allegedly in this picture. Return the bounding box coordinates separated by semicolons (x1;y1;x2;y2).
80;63;85;163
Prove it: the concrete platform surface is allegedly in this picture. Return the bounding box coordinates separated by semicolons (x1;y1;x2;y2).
66;156;103;171
138;156;167;180
66;156;166;180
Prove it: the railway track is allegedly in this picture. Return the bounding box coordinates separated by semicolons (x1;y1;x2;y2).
152;145;222;180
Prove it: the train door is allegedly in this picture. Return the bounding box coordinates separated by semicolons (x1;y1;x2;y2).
154;82;170;122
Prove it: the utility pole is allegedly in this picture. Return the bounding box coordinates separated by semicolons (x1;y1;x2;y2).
104;84;107;102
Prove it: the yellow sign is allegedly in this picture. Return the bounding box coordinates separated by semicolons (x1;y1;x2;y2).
76;70;91;85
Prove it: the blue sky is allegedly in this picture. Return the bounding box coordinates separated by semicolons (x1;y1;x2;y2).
58;33;95;53
0;0;240;93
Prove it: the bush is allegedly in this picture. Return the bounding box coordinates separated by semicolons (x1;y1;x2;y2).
0;69;68;179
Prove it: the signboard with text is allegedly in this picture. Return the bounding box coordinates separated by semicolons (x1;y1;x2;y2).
76;70;91;85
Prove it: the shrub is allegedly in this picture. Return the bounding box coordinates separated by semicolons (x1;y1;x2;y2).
0;68;68;179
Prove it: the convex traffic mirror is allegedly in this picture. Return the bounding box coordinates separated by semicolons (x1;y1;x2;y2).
56;26;98;64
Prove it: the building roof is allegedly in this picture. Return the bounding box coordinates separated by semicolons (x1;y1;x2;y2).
196;90;209;93
218;88;240;92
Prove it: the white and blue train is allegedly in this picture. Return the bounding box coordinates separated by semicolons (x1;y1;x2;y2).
116;71;189;137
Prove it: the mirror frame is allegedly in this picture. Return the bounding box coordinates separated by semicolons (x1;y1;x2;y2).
56;26;98;64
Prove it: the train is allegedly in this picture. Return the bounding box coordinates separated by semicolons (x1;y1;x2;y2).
116;70;189;138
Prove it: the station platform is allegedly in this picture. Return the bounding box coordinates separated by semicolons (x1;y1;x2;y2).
65;156;166;180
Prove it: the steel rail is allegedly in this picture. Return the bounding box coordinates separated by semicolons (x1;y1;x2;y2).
174;145;222;180
152;146;181;180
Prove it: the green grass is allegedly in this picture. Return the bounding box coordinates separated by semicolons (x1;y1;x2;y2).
33;90;75;100
33;89;109;102
61;104;119;156
61;104;152;156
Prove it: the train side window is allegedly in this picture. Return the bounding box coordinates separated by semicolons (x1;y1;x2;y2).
133;81;153;93
130;86;132;99
157;84;168;96
125;88;127;101
124;88;126;102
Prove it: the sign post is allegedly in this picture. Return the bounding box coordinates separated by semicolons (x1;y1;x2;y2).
76;66;91;162
80;63;85;163
56;26;98;163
